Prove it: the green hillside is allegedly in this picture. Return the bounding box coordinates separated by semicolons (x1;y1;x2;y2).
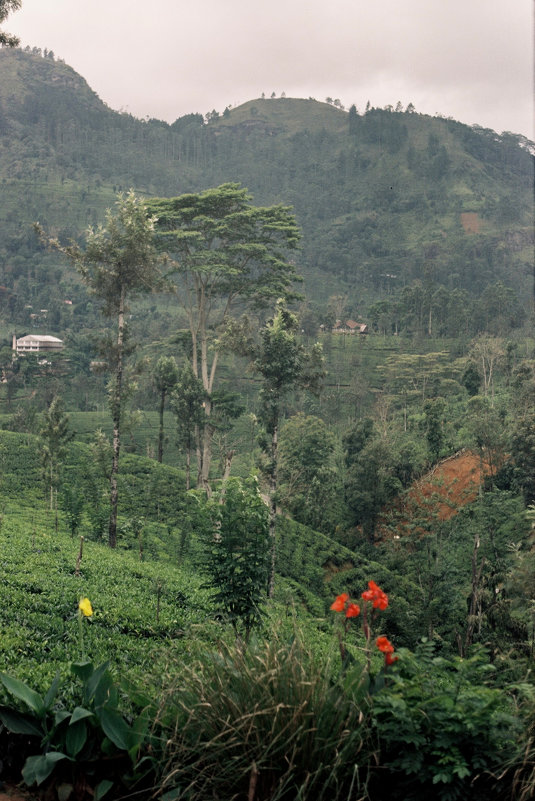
0;47;532;337
0;427;533;800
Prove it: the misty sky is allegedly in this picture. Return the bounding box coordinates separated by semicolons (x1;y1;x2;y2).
6;0;534;138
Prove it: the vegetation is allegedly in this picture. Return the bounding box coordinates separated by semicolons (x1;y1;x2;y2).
0;38;534;801
37;192;165;546
146;184;301;490
0;0;20;47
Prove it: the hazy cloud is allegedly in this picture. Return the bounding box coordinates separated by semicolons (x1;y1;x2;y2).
8;0;533;137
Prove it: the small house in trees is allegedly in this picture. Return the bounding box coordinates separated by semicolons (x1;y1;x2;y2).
12;334;64;353
332;320;369;335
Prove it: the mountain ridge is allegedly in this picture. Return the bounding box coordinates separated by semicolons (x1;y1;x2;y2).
0;47;533;331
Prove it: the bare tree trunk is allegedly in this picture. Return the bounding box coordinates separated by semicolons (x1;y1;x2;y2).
195;423;204;490
221;449;235;483
200;423;212;494
464;532;485;656
109;287;125;549
198;327;213;493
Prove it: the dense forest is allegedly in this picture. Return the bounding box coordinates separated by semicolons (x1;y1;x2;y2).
0;42;534;801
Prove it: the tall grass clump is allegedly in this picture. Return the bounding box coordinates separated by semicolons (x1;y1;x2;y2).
154;635;373;801
508;686;535;801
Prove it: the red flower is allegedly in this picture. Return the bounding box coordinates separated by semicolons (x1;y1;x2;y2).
376;635;394;654
345;603;360;618
362;580;388;610
330;593;349;612
376;635;398;667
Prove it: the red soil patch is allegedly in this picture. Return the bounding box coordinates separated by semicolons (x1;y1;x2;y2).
378;450;493;539
460;212;481;234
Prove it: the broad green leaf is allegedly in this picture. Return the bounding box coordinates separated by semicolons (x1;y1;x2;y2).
0;706;42;737
44;672;62;709
85;662;111;704
70;706;94;725
97;707;132;751
55;710;71;727
94;779;114;801
0;673;45;716
66;719;87;757
22;752;68;786
71;661;94;681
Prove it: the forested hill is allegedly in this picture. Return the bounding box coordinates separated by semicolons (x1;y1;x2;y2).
0;46;533;326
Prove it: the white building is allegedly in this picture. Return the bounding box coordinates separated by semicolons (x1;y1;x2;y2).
12;334;64;353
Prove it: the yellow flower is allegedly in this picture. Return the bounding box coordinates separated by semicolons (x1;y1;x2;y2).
78;597;93;617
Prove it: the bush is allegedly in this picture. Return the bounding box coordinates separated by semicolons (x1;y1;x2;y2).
370;641;519;801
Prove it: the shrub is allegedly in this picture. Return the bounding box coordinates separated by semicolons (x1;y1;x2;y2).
370;641;519;801
0;659;155;800
507;683;535;801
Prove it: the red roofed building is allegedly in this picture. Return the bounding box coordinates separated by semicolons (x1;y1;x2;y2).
332;319;368;334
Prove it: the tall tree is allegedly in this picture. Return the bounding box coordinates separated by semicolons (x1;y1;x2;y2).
154;355;179;463
0;0;21;47
343;420;403;543
146;184;301;492
469;334;504;403
424;397;446;462
37;192;163;547
258;304;324;595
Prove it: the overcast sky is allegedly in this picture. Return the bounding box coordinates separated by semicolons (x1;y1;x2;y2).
6;0;534;138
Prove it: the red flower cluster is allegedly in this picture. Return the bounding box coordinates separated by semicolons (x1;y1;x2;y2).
361;580;388;610
330;582;398;670
330;593;360;618
376;635;398;666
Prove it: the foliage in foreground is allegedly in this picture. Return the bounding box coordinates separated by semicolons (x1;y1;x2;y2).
0;658;153;801
155;636;372;801
153;633;523;801
199;477;271;642
0;568;533;800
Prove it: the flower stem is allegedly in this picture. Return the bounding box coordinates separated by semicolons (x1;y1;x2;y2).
78;611;85;660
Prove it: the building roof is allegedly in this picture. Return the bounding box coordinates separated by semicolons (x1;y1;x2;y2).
17;335;63;344
332;320;368;333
